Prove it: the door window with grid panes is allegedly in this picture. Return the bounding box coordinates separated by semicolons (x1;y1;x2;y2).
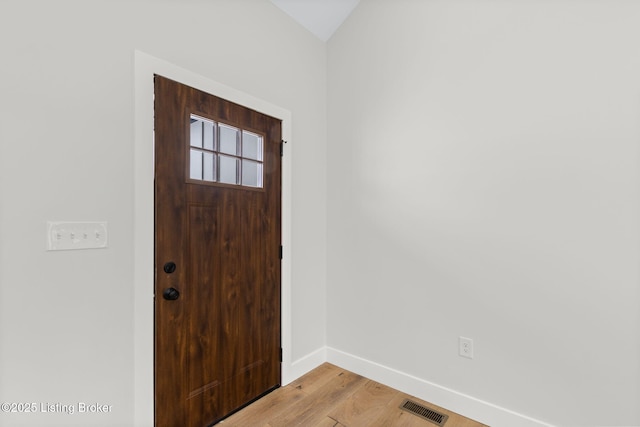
189;115;264;188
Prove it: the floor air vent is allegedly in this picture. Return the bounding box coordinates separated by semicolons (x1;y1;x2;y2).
400;399;449;426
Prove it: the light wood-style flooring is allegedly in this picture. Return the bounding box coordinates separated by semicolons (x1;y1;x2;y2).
216;363;488;427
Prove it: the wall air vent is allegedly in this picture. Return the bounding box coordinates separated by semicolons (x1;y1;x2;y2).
399;399;449;426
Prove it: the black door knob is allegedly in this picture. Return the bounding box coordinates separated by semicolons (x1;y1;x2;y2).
163;262;177;274
163;287;180;301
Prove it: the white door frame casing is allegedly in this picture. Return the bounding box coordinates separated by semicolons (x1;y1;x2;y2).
133;50;293;426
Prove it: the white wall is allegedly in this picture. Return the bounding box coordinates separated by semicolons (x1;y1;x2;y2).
0;1;326;426
327;1;640;426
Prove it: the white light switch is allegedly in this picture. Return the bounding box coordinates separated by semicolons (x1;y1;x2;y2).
47;221;108;251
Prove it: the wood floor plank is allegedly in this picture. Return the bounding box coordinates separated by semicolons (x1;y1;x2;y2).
214;363;487;427
287;362;344;395
217;385;305;426
312;417;341;427
328;379;401;426
268;369;367;427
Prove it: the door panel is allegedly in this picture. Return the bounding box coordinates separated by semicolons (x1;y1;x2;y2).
154;76;282;427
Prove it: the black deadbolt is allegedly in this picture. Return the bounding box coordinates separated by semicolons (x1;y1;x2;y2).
163;261;177;274
163;287;180;301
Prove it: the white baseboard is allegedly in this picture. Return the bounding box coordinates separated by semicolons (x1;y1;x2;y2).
325;347;554;427
282;346;327;385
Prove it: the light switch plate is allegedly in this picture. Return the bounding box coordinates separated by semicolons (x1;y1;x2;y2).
47;221;108;251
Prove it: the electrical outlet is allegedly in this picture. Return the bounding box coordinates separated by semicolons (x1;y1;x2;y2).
459;336;474;359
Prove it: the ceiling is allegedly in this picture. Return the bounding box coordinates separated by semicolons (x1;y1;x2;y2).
270;0;360;41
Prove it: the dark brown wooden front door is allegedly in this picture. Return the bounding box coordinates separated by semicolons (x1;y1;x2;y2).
154;75;282;427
